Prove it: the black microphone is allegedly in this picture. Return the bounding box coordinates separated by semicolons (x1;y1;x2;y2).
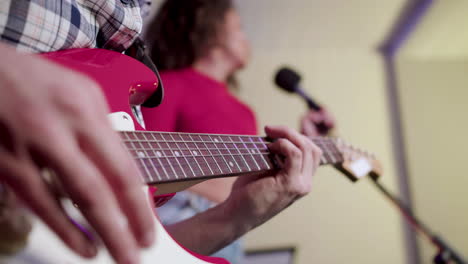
274;67;330;134
274;67;322;111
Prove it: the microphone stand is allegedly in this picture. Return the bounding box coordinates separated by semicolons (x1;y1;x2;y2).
370;178;467;264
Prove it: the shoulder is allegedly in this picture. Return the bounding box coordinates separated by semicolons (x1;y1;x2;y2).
159;68;191;83
159;68;203;96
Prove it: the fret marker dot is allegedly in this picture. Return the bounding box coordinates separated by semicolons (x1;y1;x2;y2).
156;151;163;157
229;161;234;167
175;151;181;157
192;151;198;156
137;151;146;158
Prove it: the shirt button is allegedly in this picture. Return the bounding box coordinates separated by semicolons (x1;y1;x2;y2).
120;0;132;5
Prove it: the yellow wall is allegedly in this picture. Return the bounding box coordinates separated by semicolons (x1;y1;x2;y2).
396;58;468;263
237;48;406;263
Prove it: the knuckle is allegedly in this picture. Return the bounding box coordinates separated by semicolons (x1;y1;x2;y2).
14;101;44;128
276;138;288;149
69;181;103;210
21;111;57;139
301;136;314;150
53;90;92;119
289;147;302;159
284;128;297;138
288;181;311;197
314;145;323;156
109;168;136;191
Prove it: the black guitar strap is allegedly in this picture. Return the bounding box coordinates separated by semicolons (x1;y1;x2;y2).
125;37;164;108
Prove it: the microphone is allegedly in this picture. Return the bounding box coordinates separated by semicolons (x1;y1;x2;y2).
274;67;330;134
274;67;322;111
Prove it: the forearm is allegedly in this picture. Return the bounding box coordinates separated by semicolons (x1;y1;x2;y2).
163;198;251;255
188;177;237;203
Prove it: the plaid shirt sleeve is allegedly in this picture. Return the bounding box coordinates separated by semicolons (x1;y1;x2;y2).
0;0;150;53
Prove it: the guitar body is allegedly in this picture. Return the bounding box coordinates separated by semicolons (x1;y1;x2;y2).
0;49;228;264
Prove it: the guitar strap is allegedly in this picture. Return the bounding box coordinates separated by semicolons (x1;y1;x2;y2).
125;37;165;109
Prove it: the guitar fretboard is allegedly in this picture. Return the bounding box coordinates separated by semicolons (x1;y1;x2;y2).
120;131;343;184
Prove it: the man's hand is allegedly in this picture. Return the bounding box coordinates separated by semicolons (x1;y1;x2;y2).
300;108;335;137
163;125;322;255
228;125;323;229
0;43;154;264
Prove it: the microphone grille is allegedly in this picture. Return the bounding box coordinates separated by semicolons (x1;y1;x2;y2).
274;67;301;93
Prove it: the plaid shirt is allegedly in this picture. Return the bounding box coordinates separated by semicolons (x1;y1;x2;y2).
0;0;152;52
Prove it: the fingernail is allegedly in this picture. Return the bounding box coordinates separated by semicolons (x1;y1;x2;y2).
140;230;155;247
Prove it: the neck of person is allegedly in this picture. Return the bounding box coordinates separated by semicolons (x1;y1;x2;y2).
192;55;235;84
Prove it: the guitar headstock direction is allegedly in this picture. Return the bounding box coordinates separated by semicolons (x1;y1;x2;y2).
332;138;383;182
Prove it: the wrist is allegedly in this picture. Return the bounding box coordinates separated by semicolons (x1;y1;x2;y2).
209;196;254;243
220;191;260;236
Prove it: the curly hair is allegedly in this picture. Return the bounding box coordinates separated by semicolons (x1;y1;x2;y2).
146;0;234;71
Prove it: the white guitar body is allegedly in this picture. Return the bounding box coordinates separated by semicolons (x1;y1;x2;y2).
0;112;225;264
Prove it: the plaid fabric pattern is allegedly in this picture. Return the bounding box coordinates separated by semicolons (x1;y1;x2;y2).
0;0;150;52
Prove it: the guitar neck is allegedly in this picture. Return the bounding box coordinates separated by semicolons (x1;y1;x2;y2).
120;131;344;185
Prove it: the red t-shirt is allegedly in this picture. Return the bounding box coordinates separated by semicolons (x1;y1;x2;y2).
142;68;257;135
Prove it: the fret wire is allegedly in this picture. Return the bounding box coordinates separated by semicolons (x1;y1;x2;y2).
124;133;344;165
201;143;218;176
122;132;347;184
159;134;180;179
122;137;335;145
328;141;340;163
133;152;271;159
135;154;275;176
168;134;188;178
177;134;197;178
241;137;269;169
126;148;343;160
315;138;329;164
149;132;171;180
140;132;161;181
132;132;153;181
122;132;154;181
218;135;243;172
123;138;268;144
196;134;224;175
328;140;343;163
238;136;261;170
325;140;337;163
210;135;234;174
123;132;345;170
125;146;343;157
229;135;252;172
314;141;329;165
127;146;272;151
317;140;332;164
122;133;334;141
122;131;335;143
250;136;272;169
161;133;184;179
134;147;340;180
188;134;213;177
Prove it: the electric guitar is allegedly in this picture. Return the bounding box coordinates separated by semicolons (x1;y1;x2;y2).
0;49;382;263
